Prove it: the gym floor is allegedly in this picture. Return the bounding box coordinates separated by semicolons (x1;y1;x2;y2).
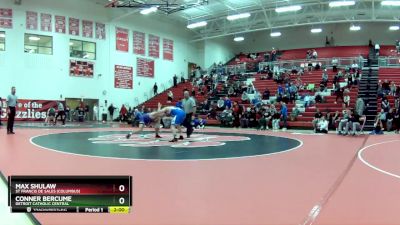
1;122;400;225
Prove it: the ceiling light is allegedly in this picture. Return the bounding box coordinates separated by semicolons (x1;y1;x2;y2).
270;32;281;37
381;1;400;6
187;21;207;29
69;42;74;46
311;28;322;33
389;25;400;30
29;36;40;41
275;5;302;13
329;1;356;7
140;6;158;15
0;33;5;38
234;36;244;42
227;13;251;21
350;25;361;31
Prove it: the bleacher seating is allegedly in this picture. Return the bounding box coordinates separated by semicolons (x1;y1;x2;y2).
377;68;400;112
253;69;358;128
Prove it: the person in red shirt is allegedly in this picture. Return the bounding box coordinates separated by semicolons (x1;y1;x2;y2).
120;104;128;122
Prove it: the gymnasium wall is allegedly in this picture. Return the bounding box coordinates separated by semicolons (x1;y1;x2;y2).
0;0;202;112
204;38;235;69
230;22;400;53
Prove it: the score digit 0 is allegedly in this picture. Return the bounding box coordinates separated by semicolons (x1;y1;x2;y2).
119;185;125;192
119;197;125;205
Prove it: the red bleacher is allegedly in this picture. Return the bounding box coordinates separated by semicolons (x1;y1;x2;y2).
253;70;358;128
377;68;400;111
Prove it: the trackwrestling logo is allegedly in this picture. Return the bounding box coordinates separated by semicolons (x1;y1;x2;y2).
88;133;251;148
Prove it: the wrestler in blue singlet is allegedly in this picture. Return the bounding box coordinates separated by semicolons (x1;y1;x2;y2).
169;107;186;126
135;112;153;125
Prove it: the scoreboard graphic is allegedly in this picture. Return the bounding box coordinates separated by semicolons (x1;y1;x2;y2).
8;176;132;213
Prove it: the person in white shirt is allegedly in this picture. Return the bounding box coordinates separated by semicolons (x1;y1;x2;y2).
375;43;380;56
316;116;329;133
93;104;98;121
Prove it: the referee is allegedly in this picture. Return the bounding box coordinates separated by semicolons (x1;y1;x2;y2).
7;86;17;134
182;91;196;138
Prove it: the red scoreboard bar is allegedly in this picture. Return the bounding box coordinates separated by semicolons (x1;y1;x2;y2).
8;176;132;213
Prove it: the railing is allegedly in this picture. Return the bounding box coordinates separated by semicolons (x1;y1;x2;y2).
208;63;247;75
259;57;363;71
226;63;247;74
161;84;166;92
379;56;400;67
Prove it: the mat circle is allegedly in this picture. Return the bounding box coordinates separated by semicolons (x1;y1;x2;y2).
31;131;302;160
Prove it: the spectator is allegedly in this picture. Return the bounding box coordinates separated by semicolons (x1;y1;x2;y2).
304;93;311;108
228;86;235;97
347;111;364;135
173;74;178;87
390;82;397;96
259;107;272;130
335;86;344;104
386;108;394;131
330;110;340;130
394;107;400;134
290;106;300;121
316;116;328;133
332;58;338;72
381;98;390;113
93;103;98;121
219;106;233;127
312;49;318;59
351;61;359;72
193;116;206;129
181;76;185;83
119;104;128;122
263;88;270;100
356;98;365;116
312;108;323;132
224;96;232;109
322;70;329;84
281;103;288;130
153;83;158;96
375;43;380;56
344;94;351;107
167;91;174;103
199;100;210;114
241;91;249;103
272;109;281;130
108;104;116;121
337;109;351;135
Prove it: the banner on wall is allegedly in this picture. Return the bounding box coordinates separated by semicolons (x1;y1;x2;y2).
0;8;12;17
69;17;80;36
82;20;93;38
0;99;62;122
163;38;174;61
69;60;94;78
116;27;129;52
133;31;145;55
114;65;133;89
95;22;106;40
55;15;66;33
137;58;154;78
0;18;12;29
0;8;12;29
40;13;52;32
148;34;160;58
26;11;38;30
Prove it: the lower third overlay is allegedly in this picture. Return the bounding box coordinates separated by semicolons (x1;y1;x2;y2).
8;176;132;214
